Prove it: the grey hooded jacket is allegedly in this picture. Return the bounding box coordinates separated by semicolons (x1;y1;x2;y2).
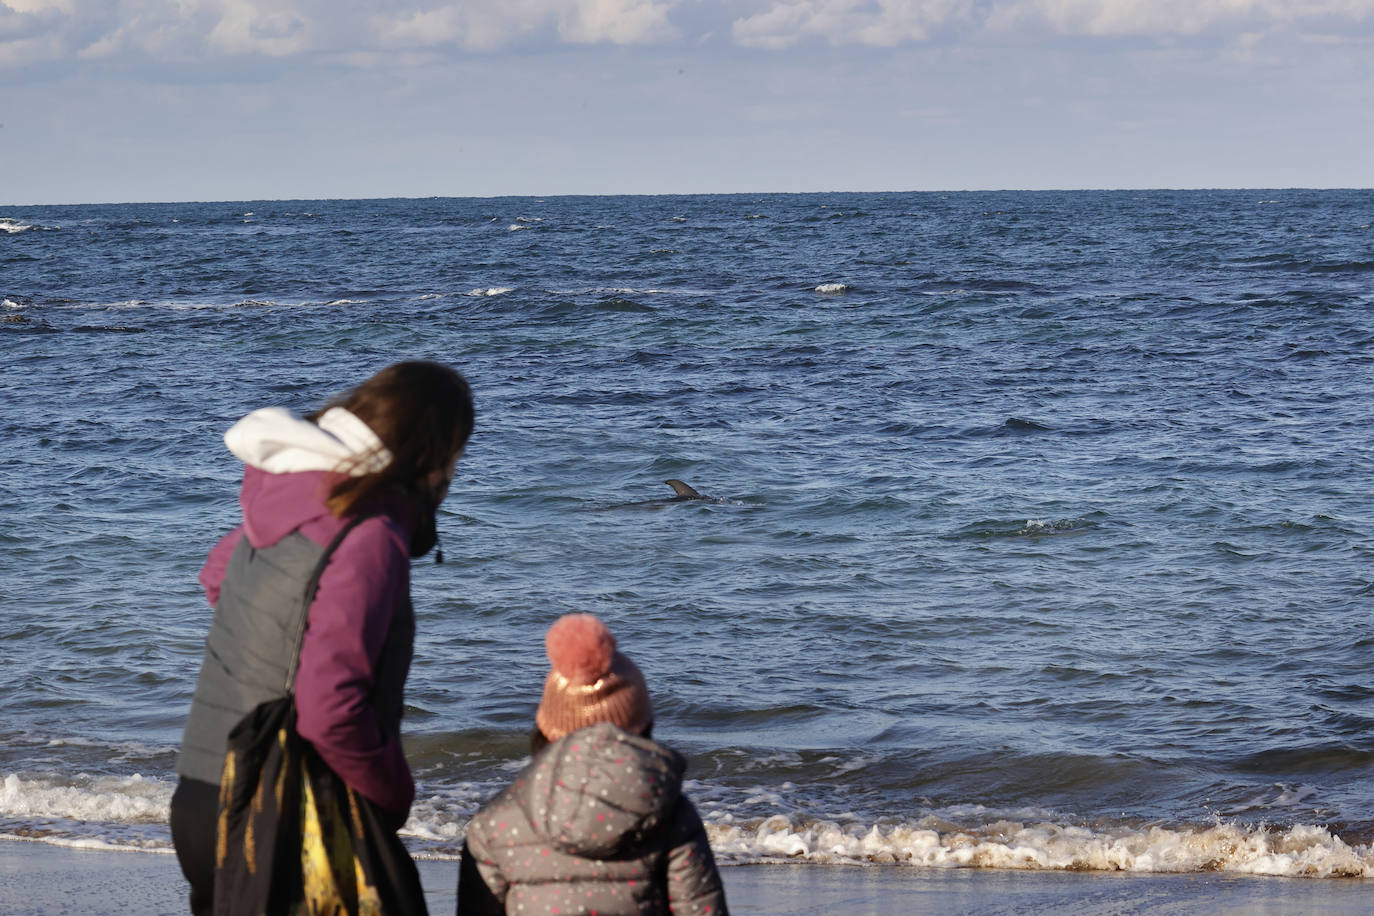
458;723;727;915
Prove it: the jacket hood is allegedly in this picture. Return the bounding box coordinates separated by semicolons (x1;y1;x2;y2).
224;407;411;549
224;406;391;476
516;723;685;859
236;467;337;548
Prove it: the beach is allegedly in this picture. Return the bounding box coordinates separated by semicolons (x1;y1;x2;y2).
1;840;1370;915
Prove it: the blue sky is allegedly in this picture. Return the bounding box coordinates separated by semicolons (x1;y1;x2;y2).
3;0;1372;204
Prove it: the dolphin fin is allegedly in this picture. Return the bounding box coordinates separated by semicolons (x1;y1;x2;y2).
664;479;702;499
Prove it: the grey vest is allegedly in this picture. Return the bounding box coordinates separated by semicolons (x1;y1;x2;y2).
176;525;414;786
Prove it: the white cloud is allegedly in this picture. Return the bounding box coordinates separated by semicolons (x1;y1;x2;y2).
205;1;308;56
3;0;1373;70
2;0;76;13
557;0;677;44
991;0;1374;38
0;0;679;68
732;0;972;49
373;0;677;51
731;0;1374;47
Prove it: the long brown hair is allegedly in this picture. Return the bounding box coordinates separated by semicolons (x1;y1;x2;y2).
309;360;474;518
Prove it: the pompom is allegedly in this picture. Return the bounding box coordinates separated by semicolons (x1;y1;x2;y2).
545;614;616;685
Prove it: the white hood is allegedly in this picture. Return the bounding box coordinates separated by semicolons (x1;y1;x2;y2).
223;406;392;476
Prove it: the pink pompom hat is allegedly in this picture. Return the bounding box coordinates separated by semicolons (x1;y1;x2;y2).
535;614;653;743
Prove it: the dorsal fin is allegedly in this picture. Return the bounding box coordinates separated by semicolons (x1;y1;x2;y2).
664;479;702;499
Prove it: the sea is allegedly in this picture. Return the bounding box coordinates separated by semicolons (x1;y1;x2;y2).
2;190;1372;881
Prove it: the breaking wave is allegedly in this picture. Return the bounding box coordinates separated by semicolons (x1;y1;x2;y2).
705;815;1374;878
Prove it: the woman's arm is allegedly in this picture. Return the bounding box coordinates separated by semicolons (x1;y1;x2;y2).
198;526;244;607
293;516;415;815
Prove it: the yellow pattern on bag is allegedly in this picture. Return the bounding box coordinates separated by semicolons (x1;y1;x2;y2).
295;766;383;916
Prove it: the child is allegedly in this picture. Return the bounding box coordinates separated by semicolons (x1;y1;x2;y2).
457;614;728;915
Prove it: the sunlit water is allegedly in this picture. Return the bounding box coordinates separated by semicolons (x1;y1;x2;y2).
2;191;1372;877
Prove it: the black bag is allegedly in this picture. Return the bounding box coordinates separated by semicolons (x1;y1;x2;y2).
211;514;428;915
213;698;428;915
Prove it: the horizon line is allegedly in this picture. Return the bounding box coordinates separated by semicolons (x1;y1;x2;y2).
5;186;1372;208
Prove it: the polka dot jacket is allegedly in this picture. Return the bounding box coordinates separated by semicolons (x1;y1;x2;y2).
457;723;727;916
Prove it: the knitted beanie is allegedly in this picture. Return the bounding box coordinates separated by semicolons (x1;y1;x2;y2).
535;614;653;743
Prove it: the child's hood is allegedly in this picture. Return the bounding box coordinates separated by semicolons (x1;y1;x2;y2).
516;722;686;859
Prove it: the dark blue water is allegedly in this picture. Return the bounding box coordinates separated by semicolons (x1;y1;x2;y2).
2;191;1372;875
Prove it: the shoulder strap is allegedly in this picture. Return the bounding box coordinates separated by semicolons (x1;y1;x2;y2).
284;512;380;692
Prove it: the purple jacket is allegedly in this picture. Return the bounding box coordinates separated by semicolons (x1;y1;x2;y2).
200;466;417;814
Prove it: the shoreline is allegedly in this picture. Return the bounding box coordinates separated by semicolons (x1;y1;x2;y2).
3;838;1372;915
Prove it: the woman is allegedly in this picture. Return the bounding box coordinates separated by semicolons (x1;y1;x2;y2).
171;360;474;915
457;614;728;916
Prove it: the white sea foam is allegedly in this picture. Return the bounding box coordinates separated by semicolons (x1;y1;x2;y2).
43;737;177;758
418;294;444;301
1224;784;1321;814
0;773;171;824
507;224;530;231
1;217;33;234
0;833;176;854
3;298;23;309
467;287;514;297
4;767;1370;878
703;815;1374;877
515;217;543;223
815;283;851;294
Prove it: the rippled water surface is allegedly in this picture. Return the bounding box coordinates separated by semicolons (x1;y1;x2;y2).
2;191;1372;876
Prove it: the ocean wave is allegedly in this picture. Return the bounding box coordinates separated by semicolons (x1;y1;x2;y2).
704;815;1374;877
1;218;35;234
6;765;1372;878
467;287;514;297
507;224;530;231
814;283;851;294
1308;260;1374;273
947;516;1102;539
0;773;170;825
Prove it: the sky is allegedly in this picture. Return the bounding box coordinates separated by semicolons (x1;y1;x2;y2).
2;0;1373;204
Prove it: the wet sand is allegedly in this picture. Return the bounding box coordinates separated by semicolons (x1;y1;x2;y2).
1;838;1370;915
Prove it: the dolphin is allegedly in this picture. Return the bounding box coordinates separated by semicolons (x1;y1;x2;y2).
595;479;716;510
663;479;705;501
